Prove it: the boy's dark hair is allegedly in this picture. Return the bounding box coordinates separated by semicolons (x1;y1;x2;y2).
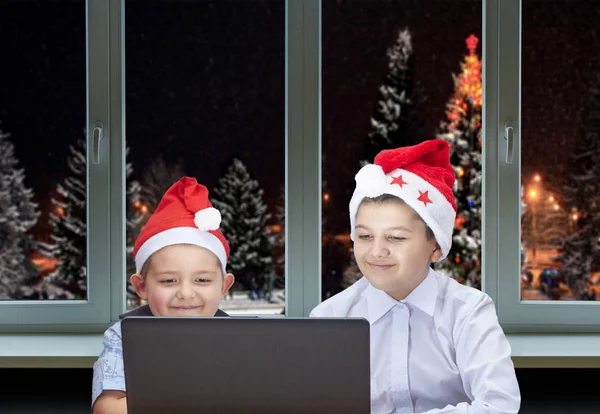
360;194;436;241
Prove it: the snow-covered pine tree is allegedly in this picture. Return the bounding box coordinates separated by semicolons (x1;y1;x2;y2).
362;27;415;165
342;250;362;290
555;85;600;299
39;139;87;299
341;28;416;294
0;127;40;299
124;156;183;306
435;34;483;289
556;232;590;299
211;159;273;291
140;156;185;211
272;185;285;289
125;147;144;305
321;168;352;297
8;168;40;299
124;156;183;289
38;140;145;302
125;179;143;276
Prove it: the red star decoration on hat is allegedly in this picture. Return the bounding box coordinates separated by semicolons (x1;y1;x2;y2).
417;190;433;207
391;175;408;188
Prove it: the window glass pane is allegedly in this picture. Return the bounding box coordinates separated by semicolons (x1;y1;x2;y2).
322;0;483;300
125;0;285;314
0;0;86;300
520;0;600;301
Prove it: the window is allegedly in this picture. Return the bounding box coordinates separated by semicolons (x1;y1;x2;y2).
322;0;483;300
0;0;87;301
0;0;112;327
3;0;597;339
520;0;600;302
496;0;600;330
124;0;286;315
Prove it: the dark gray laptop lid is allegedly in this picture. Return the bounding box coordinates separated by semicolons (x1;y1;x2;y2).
122;317;370;414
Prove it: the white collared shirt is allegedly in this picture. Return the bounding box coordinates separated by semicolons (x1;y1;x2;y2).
310;268;520;414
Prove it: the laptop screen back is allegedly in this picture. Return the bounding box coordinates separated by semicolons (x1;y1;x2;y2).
122;316;370;414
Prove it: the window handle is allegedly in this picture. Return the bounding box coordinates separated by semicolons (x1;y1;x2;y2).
504;122;514;164
92;122;104;164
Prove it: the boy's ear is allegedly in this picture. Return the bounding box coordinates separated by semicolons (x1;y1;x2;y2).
130;274;149;301
430;243;443;263
221;273;235;298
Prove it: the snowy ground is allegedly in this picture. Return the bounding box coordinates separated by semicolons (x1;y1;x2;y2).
220;289;285;315
520;287;576;301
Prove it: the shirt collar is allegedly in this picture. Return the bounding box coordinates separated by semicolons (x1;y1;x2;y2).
365;282;398;325
402;267;437;317
365;268;438;324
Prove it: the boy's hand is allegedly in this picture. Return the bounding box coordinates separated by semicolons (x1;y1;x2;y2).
92;390;127;414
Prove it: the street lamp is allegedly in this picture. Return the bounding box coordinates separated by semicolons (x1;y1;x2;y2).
569;208;579;232
528;176;541;260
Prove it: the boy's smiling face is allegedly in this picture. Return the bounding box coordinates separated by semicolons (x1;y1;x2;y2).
130;244;234;317
353;200;441;301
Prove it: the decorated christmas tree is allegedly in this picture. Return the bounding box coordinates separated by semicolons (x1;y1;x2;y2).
435;34;483;289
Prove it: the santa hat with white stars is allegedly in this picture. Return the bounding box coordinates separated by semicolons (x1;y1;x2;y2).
349;139;457;261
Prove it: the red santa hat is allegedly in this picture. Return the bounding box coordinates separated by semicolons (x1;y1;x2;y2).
349;139;457;261
133;177;229;274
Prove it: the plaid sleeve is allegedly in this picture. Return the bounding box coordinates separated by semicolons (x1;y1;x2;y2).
91;321;125;407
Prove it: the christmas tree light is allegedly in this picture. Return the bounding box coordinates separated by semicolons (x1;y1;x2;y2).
436;34;483;289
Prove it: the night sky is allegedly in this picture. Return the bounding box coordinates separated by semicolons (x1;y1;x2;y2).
1;0;599;237
521;1;600;194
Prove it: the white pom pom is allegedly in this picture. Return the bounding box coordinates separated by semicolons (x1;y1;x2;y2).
355;164;392;198
194;207;221;231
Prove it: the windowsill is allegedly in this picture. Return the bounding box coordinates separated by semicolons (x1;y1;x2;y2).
509;333;600;367
0;333;103;368
2;333;600;368
509;333;600;357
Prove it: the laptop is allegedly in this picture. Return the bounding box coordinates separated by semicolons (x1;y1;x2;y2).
121;316;370;414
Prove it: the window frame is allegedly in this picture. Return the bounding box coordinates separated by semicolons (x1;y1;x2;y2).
494;0;600;332
286;0;322;317
0;0;114;330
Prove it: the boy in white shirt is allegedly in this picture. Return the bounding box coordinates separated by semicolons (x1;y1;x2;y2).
311;139;520;413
